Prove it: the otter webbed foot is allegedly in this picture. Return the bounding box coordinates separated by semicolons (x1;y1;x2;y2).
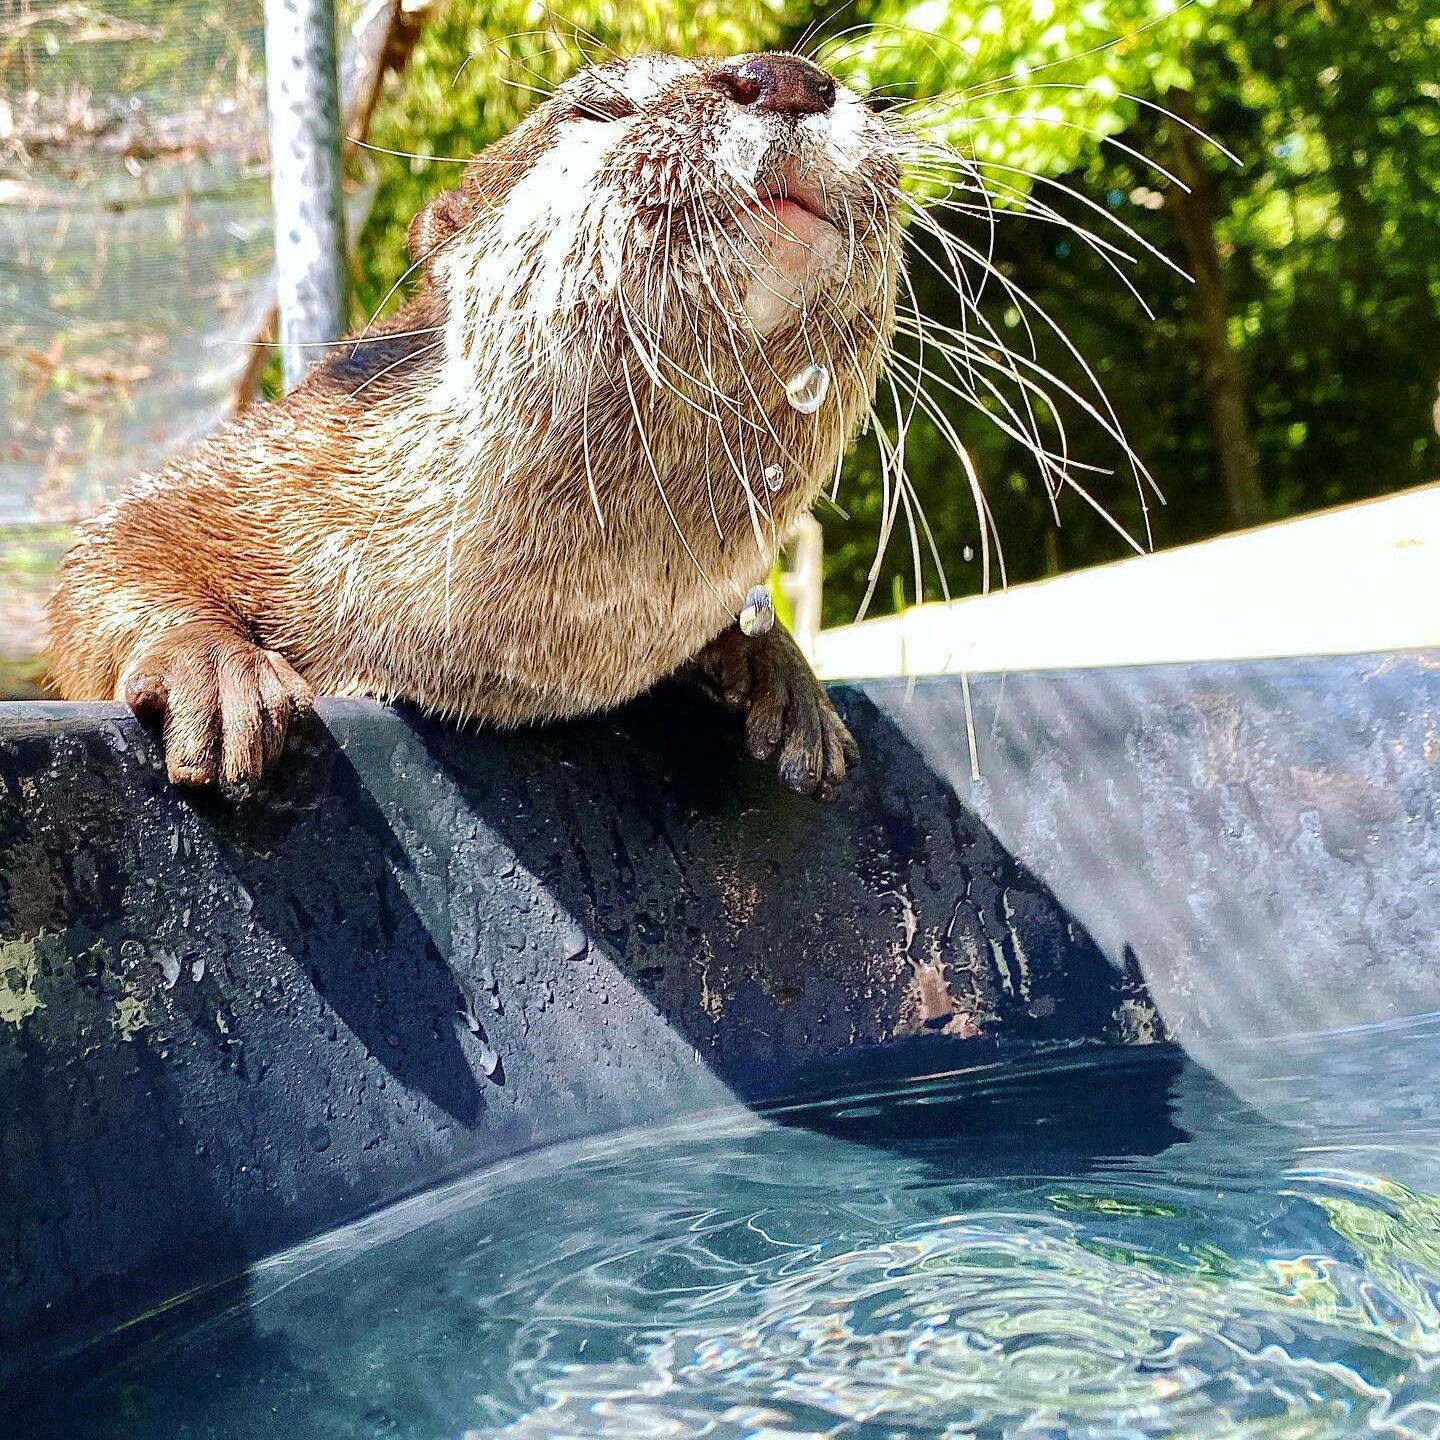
688;622;859;800
120;622;314;800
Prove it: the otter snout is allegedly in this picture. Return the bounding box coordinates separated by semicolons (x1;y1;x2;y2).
712;54;838;117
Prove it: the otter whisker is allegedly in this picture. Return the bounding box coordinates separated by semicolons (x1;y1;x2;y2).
1003;80;1242;166
888;333;1089;520
345;335;445;400
580;342;605;532
839;194;860;296
901;102;1193;194
620;352;739;618
895;77;1240;167
496;76;557;103
699;406;724;542
891;366;1008;595
861;300;1024;594
353;207;487;350
809;20;952;79
906;139;1193;285
697;322;760;550
895;196;1162;533
868;306;958;615
891;333;1149;558
895;310;1138;535
220;325;447;351
883;365;934;609
909;166;1144;272
614;245;729;424
450;28;555;89
699;326;772;561
897;320;1124;491
895;241;929;442
910;316;1146;479
617;179;798;433
856;403;898;618
857;397;934;620
346;138;471;165
540;8;620;70
896;199;1063;500
707;292;820;501
793;0;863;63
888;341;1083;500
835;1;1201;109
921;188;1157;323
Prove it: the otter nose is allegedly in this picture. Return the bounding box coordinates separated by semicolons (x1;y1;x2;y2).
714;55;837;116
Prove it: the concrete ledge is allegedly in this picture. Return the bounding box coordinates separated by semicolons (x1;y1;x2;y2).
3;656;1439;1368
817;485;1440;678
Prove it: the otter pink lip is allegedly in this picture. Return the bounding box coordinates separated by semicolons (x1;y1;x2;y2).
750;190;838;243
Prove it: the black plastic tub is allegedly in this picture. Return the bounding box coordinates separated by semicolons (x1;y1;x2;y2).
3;654;1439;1403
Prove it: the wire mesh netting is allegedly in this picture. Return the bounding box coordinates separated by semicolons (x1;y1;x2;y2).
1;0;395;691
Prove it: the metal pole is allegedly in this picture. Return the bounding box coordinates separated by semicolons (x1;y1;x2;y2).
265;0;348;391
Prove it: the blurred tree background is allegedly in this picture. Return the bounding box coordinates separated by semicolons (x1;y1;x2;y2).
354;0;1440;625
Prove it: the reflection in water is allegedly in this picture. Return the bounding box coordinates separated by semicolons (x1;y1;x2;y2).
21;1034;1440;1440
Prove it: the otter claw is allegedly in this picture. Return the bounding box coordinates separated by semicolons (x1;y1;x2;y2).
691;622;858;800
119;623;314;798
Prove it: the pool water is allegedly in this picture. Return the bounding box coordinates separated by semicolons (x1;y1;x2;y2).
20;1045;1440;1439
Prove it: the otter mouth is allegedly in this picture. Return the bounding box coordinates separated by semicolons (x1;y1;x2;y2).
750;180;839;244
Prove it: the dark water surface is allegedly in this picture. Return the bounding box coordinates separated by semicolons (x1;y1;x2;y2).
19;1038;1440;1439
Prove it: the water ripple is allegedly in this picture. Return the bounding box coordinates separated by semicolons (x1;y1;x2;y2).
21;1047;1440;1440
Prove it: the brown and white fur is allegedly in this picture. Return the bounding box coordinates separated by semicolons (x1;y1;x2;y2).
48;51;904;800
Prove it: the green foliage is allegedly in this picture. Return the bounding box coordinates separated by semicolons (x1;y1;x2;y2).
354;0;1440;627
817;0;1440;620
819;0;1211;180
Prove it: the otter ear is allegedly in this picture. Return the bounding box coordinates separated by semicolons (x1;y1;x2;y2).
406;187;476;274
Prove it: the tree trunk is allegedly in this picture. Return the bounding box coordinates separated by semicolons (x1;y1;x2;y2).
1167;90;1267;529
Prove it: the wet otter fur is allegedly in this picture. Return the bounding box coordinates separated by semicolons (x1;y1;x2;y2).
48;51;903;800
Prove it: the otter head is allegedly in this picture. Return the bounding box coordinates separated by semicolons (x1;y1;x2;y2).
405;51;905;545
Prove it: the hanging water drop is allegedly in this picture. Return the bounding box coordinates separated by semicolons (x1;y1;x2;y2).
785;362;830;415
762;464;784;494
739;585;775;638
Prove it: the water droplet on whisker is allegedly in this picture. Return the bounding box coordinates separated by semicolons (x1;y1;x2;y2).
739;585;775;638
785;363;830;415
762;464;784;493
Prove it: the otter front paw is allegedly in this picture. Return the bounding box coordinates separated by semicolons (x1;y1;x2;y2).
692;623;859;800
120;623;314;800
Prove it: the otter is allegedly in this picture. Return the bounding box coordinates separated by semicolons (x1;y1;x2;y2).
48;51;903;801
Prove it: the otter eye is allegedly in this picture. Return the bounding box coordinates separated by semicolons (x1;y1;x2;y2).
569;87;638;122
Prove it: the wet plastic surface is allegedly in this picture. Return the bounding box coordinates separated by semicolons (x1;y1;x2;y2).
2;654;1437;1370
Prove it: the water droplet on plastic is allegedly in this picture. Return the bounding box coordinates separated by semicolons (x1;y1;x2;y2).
477;1042;500;1077
157;954;180;989
739;585;775;638
785;363;830;414
762;464;783;493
